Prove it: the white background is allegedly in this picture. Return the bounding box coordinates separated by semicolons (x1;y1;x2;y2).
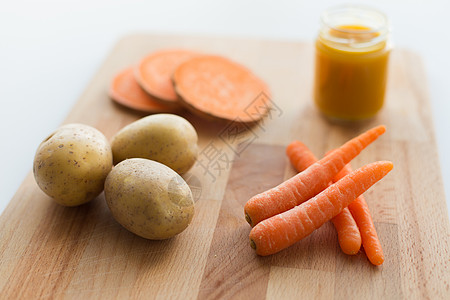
0;0;448;217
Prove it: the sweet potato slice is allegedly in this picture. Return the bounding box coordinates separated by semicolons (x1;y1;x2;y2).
173;55;271;123
109;67;177;113
136;49;200;105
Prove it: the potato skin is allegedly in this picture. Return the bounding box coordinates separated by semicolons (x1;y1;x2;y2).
111;114;198;174
33;124;113;206
104;158;194;240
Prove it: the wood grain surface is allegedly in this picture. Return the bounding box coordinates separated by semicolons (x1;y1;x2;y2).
0;34;449;299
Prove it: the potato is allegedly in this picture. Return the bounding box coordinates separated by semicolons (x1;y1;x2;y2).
33;123;112;206
104;158;194;239
111;114;198;174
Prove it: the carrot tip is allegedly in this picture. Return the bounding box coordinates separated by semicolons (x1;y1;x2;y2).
250;239;256;250
245;212;253;226
371;258;384;266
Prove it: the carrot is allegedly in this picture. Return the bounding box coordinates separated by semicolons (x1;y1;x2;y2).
249;161;393;256
285;141;318;171
173;55;271;123
334;164;385;265
109;67;178;113
244;125;386;227
286;141;362;255
135;49;200;105
330;209;362;255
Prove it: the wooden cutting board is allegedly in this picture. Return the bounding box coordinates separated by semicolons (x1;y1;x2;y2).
0;34;448;299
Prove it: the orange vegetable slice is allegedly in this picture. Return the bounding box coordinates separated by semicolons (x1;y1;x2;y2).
109;67;177;113
173;55;271;123
136;49;200;105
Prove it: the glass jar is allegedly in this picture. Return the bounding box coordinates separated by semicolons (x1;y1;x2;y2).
313;5;391;121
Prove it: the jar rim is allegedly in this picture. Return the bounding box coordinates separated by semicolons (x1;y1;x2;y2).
321;4;389;34
319;4;390;49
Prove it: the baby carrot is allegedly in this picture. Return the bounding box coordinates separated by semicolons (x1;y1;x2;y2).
249;161;393;256
285;141;318;171
286;141;362;255
334;164;385;265
330;209;362;255
244;125;386;227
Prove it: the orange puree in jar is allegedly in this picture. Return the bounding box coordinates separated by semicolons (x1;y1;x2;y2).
314;6;391;121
